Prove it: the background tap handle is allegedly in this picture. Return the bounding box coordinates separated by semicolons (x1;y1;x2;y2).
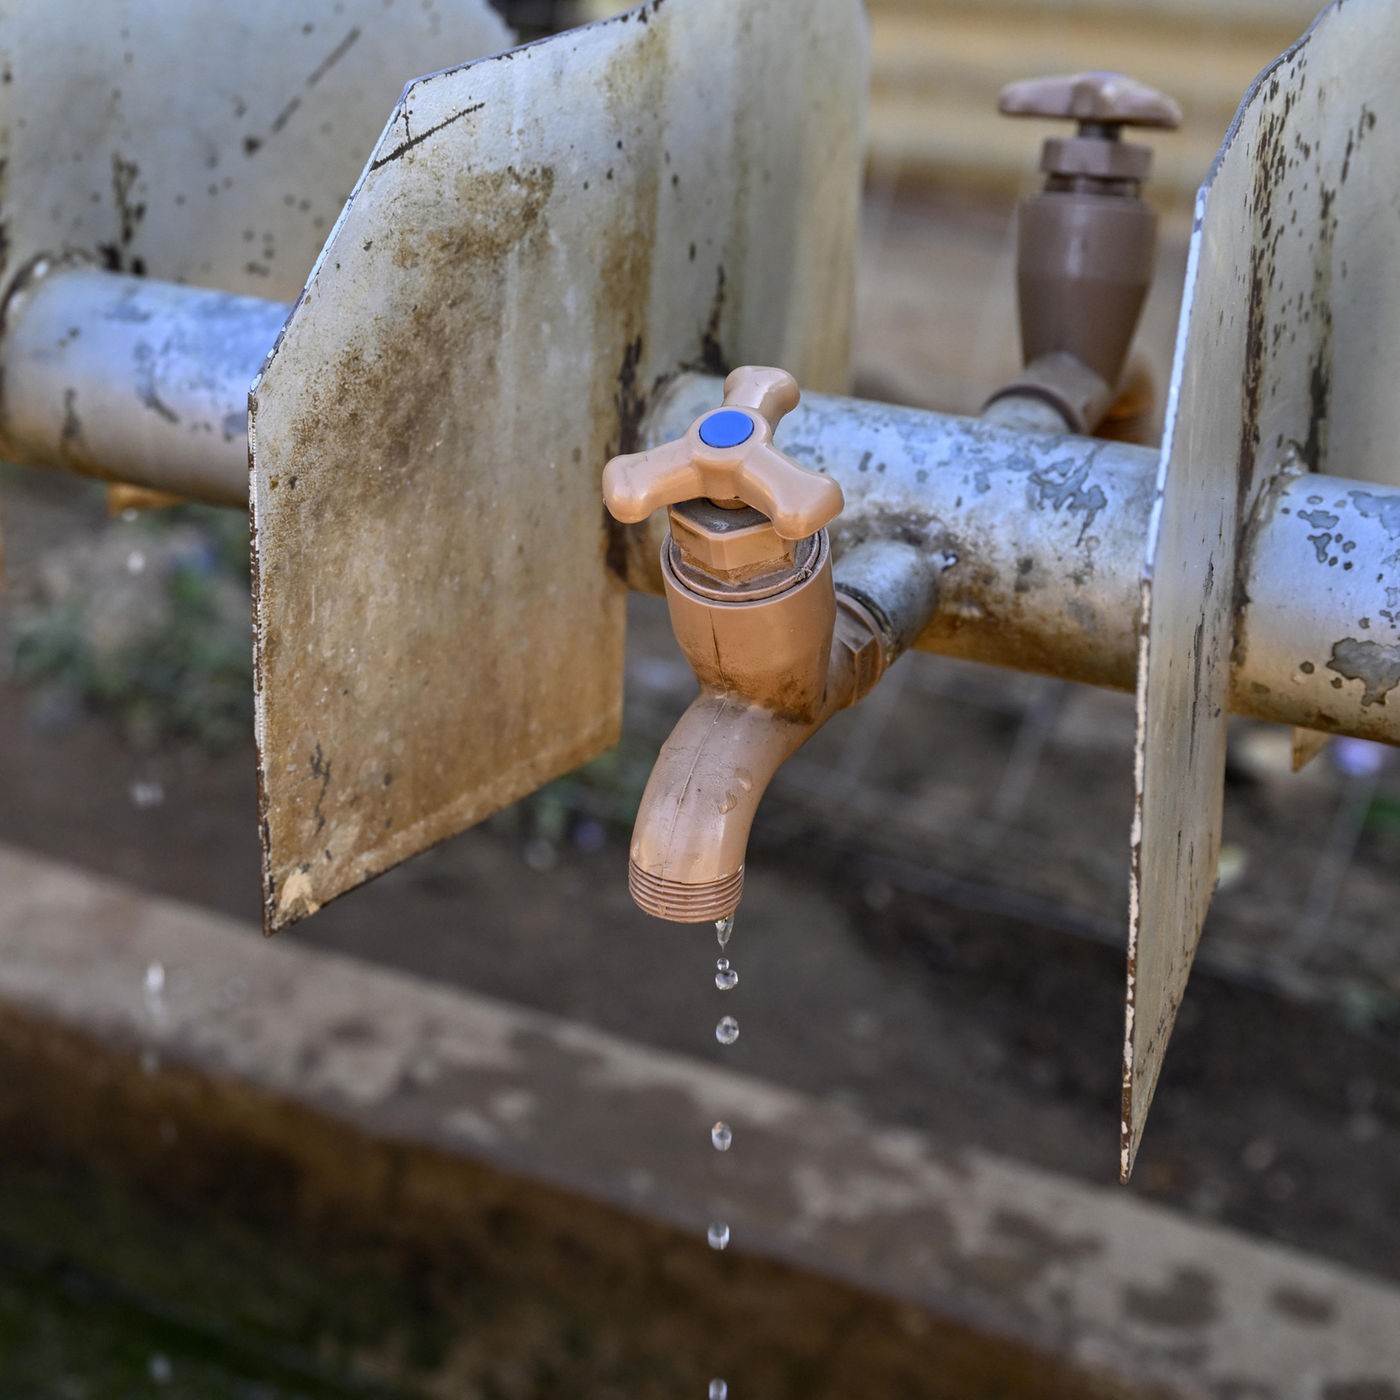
602;365;843;540
998;71;1181;131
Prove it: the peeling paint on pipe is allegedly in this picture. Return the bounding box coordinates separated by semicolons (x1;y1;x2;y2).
0;263;288;507
1235;467;1400;743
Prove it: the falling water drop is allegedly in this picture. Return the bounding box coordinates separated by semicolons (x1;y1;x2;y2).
714;958;738;991
707;1221;730;1251
711;1121;732;1152
715;913;735;948
129;779;165;809
715;1015;739;1046
143;961;168;1023
709;1381;729;1400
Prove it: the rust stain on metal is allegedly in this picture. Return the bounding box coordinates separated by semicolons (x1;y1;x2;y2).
251;0;867;928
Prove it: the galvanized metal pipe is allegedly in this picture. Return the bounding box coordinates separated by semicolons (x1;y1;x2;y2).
0;263;288;507
642;373;1400;748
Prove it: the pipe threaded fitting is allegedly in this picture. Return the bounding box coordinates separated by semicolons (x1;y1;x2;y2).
628;861;744;923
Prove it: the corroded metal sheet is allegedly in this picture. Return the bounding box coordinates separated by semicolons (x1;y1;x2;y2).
250;0;867;929
1126;0;1400;1180
0;0;511;300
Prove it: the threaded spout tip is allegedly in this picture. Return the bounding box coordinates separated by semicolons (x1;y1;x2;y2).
628;861;744;923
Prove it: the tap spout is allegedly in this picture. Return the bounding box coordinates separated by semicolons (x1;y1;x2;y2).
628;573;887;923
628;691;818;922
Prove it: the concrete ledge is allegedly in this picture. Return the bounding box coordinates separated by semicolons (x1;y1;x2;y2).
2;843;1398;1397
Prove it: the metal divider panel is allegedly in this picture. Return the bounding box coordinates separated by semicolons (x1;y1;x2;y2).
250;0;867;929
1126;0;1400;1181
0;0;511;300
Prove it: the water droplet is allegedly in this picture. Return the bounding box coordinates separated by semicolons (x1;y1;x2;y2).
715;913;735;948
715;1016;739;1046
717;790;738;814
148;1353;173;1384
129;779;165;809
126;549;147;575
707;1221;730;1250
714;958;738;991
143;962;168;1023
709;1381;729;1400
711;1121;732;1152
733;767;753;792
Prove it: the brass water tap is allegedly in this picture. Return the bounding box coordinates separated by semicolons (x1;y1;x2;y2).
986;71;1181;435
604;367;886;922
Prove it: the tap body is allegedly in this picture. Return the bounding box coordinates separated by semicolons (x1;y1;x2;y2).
628;522;887;921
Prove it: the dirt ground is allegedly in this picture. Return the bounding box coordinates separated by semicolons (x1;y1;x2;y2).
2;187;1400;1302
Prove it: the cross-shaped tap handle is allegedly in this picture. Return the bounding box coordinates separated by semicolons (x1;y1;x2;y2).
998;72;1181;132
603;366;844;541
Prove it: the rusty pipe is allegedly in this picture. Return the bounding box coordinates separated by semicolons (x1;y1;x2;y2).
0;261;288;507
638;373;1400;749
636;375;1155;691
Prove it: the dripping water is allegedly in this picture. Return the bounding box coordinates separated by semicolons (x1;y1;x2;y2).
707;913;740;1396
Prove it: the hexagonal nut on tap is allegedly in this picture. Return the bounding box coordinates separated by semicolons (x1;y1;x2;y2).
834;594;890;703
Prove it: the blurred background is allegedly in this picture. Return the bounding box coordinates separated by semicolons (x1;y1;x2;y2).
3;1;1399;1396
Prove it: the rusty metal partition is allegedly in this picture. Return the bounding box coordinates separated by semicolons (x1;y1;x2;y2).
0;0;512;566
250;0;868;929
0;0;512;302
1126;0;1400;1179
